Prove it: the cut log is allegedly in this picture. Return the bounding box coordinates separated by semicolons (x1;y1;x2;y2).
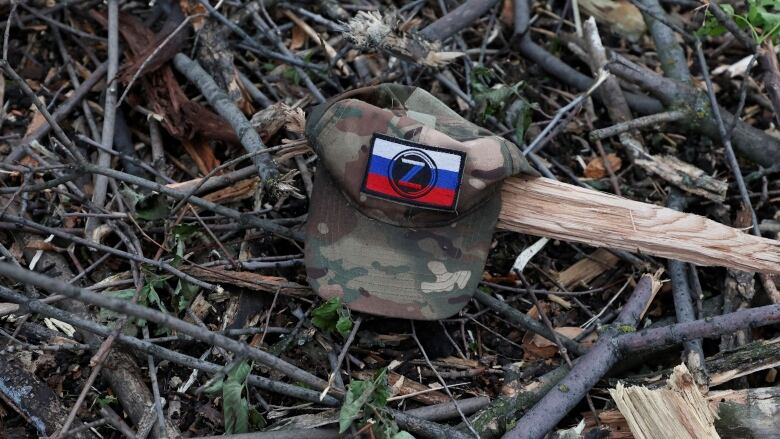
498;176;780;274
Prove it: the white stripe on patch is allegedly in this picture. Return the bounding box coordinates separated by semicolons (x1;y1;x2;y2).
372;136;462;172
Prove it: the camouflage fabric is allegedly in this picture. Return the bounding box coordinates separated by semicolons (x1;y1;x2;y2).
305;84;538;320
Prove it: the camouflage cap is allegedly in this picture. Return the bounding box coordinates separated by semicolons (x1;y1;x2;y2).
305;84;537;320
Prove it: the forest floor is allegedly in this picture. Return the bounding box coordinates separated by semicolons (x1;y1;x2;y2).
0;0;779;438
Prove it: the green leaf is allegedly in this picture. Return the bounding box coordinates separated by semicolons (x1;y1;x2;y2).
204;378;224;394
336;315;353;337
173;234;186;267
223;381;248;434
135;193;170;221
173;223;199;239
248;406;266;430
312;297;353;336
227;360;252;383
223;361;252;434
283;66;300;86
96;395;117;408
339;378;374;433
101;289;143;328
143;282;168;313
119;184;144;207
338;368;393;433
371;368;390;408
121;185;170;221
174;279;200;311
512;98;534;143
390;432;416;439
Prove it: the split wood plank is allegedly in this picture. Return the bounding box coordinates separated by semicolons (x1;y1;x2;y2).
497;176;780;274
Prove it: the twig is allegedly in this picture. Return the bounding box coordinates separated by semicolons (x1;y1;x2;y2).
0;62;87;163
86;0;120;242
693;39;761;236
512;0;662;114
519;272;601;421
633;0;691;83
116;12;204;108
79;163;300;240
0;213;214;290
589;110;687;141
143;326;168;439
524;69;610;156
172;53;278;182
404;396;490;422
322;316;362;398
666;190;708;386
411;322;481;439
506;274;660;439
420;0;499;42
58;418;109;439
606;53;780;167
0;262;334;393
98;406;135;439
705;1;780;126
2;0;18;61
474;290;587;356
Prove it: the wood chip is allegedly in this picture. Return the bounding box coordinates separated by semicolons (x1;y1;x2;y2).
556;248;619;289
609;364;719;439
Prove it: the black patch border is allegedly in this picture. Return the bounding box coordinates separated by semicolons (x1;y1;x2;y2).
360;133;466;211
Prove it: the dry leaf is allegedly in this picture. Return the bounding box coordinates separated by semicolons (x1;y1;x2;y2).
580;0;646;40
24;107;47;138
500;0;514;25
180;0;207;31
187;293;212;321
522;326;597;359
202;177;258;205
24;240;64;253
584;153;622;179
251;102;292;140
181;138;221;175
290;24;307;50
232;68;255;115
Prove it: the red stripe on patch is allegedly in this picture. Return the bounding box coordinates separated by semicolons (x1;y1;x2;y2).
417;187;456;206
365;173;455;207
365;173;397;197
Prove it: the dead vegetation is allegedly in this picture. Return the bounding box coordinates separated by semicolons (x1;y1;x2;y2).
0;0;779;438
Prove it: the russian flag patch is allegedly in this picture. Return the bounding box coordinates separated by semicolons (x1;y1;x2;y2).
361;133;465;210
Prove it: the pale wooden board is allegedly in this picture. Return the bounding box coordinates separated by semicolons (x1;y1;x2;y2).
497;176;780;274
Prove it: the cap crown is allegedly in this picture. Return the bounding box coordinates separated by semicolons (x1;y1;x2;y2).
306;85;535;227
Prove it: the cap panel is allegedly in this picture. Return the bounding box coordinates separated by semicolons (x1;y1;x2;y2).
305;169;499;320
403;88;464;119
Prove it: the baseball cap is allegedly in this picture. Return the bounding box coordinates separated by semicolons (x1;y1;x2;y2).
305;84;538;320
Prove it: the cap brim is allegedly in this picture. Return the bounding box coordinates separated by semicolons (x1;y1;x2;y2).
305;170;500;320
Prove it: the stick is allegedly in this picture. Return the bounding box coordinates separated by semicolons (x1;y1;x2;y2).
506;285;780;438
172;53;278;182
85;0;120;242
0;263;332;393
497;176;780;274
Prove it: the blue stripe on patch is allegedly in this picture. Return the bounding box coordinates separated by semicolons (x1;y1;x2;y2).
367;155;460;190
